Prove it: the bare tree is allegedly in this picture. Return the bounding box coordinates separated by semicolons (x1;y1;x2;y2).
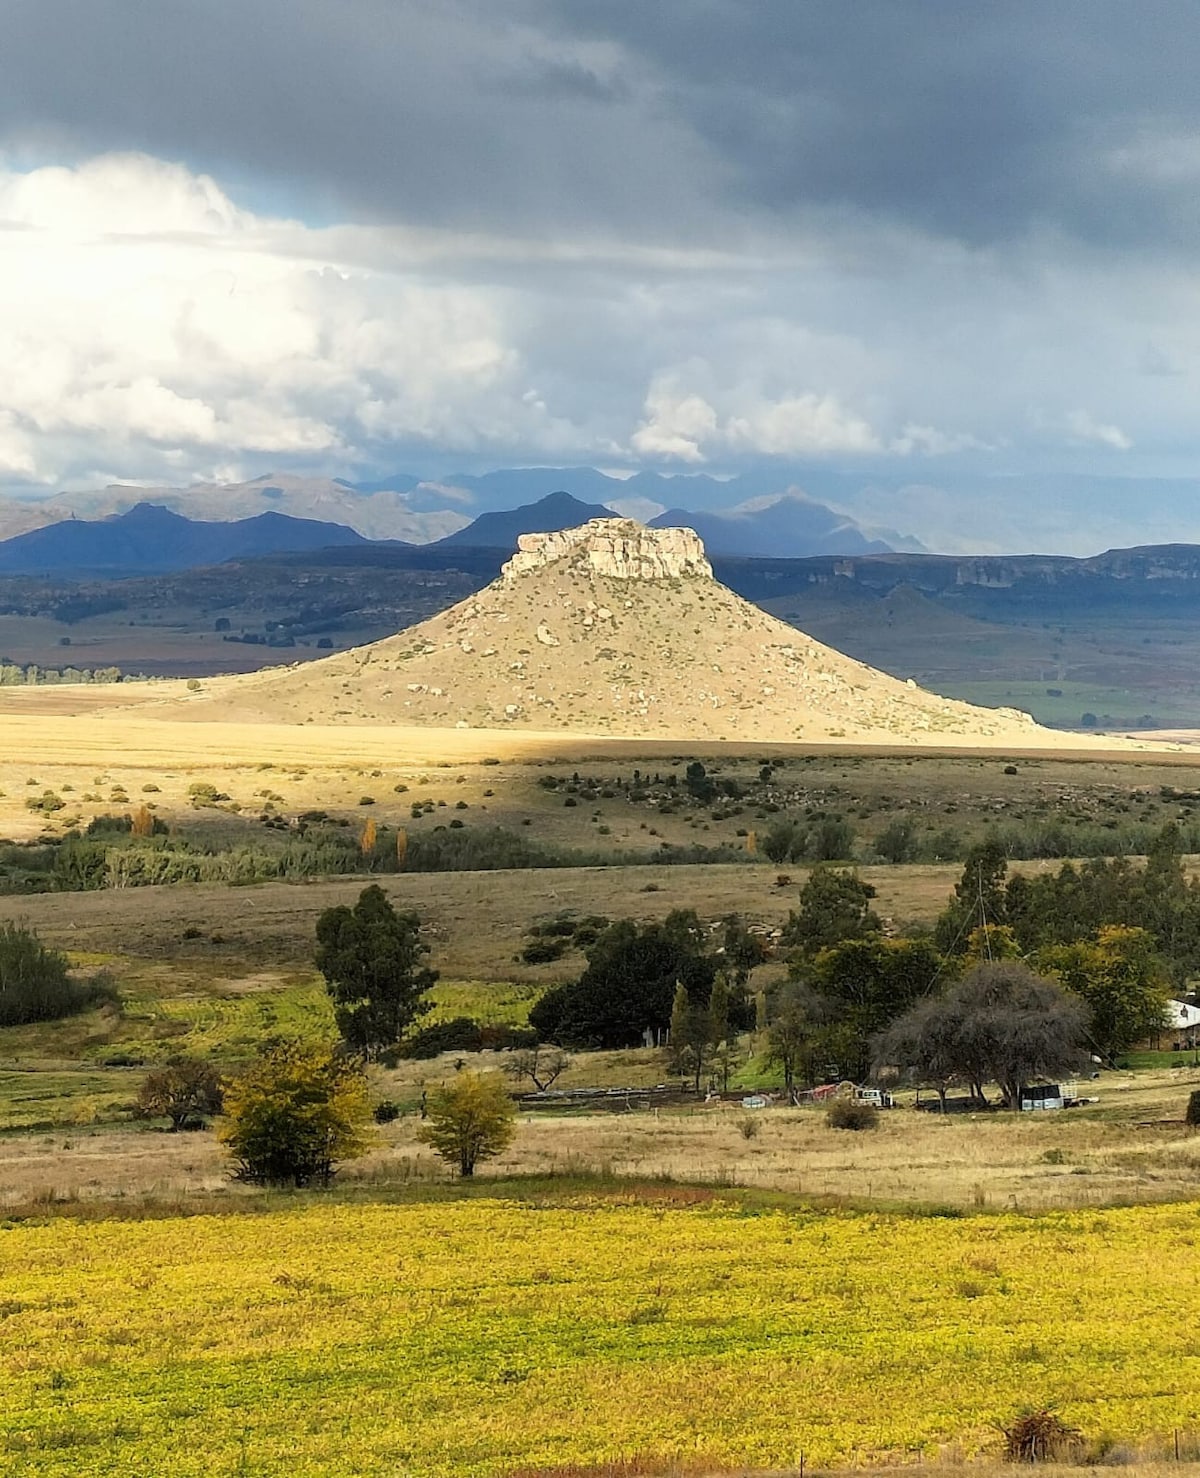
872;997;962;1110
505;1044;571;1092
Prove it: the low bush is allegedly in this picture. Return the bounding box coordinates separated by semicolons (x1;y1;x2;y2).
136;1059;223;1130
1002;1408;1081;1463
520;936;570;964
826;1098;879;1131
397;1016;537;1059
400;1017;484;1058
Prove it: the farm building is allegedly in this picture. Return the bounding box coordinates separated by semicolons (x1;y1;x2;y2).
1148;999;1200;1051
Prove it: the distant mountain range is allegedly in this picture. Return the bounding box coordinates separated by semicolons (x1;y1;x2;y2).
0;485;917;575
650;492;912;557
435;490;916;557
0;467;919;557
0;474;468;546
0;504;371;575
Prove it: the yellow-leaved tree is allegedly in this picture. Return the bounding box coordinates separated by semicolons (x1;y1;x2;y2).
418;1072;516;1177
219;1041;374;1186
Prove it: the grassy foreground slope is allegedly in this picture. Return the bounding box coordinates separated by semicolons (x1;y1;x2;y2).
4;1192;1200;1476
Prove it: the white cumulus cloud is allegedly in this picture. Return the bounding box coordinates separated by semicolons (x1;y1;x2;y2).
0;153;588;487
632;375;882;462
1064;409;1133;451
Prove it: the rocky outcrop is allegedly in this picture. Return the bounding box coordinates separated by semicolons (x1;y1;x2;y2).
502;518;712;582
193;517;1136;750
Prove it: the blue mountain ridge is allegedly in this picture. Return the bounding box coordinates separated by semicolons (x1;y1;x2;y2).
0;503;372;575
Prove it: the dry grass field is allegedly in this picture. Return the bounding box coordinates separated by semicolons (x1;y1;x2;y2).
1;689;1199;1214
3;1062;1197;1214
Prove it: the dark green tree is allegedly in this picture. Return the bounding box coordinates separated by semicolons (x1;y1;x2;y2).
934;840;1009;954
315;884;437;1057
1036;925;1171;1060
805;936;944;1079
764;980;836;1092
534;910;717;1049
684;761;717;803
783;867;880;954
706;975;743;1091
669;981;711;1091
1001;829;1200;984
720;914;770;987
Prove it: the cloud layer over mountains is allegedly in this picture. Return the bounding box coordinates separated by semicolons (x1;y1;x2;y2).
4;3;1200;551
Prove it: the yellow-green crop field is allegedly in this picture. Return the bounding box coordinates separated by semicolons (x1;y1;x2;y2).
5;1194;1200;1476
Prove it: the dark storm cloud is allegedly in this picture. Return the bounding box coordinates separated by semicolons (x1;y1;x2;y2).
6;0;1200;247
0;0;705;236
550;0;1200;248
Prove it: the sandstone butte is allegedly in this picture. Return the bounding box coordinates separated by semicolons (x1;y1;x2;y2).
167;518;1141;748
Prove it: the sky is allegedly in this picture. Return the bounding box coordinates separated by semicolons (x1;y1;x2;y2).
3;1;1200;551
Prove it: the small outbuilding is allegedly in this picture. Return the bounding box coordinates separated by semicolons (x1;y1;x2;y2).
1167;1000;1200;1050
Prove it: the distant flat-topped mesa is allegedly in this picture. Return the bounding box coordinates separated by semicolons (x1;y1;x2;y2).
503;518;712;582
174;518;1144;749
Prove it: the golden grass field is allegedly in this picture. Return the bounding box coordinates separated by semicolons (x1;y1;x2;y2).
4;1190;1200;1476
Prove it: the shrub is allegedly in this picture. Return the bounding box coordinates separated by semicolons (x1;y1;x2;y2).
399;1017;484;1058
740;1116;761;1140
372;1100;401;1124
25;791;65;814
1186;1089;1200;1128
826;1098;879;1131
520;936;570;965
418;1072;516;1177
136;1059;223;1130
218;1041;373;1187
1003;1408;1081;1463
0;923;104;1027
85;812;132;836
187;781;228;807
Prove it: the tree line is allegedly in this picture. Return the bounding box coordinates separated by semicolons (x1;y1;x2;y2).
519;835;1183;1108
